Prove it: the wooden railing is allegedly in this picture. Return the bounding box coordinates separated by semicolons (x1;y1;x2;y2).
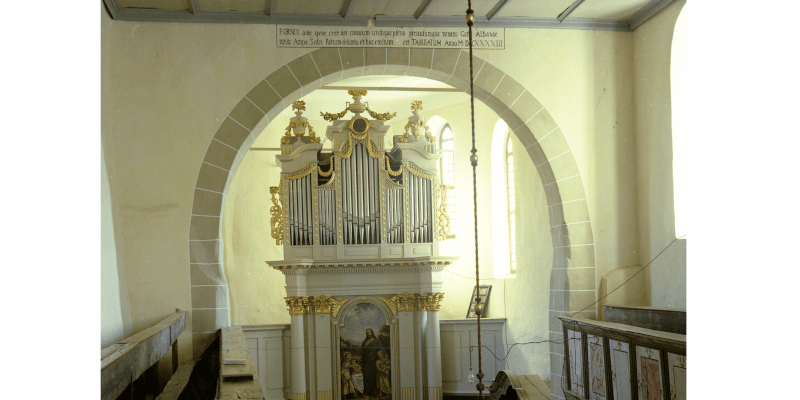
217;326;266;400
101;311;187;400
557;314;686;400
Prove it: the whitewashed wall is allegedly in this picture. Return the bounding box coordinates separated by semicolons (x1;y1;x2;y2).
101;150;128;348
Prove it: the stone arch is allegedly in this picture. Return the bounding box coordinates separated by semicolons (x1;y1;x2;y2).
187;47;596;397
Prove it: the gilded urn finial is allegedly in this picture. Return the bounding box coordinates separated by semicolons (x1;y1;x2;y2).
292;100;306;111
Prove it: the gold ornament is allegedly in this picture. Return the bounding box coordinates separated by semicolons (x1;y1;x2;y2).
285;296;310;316
379;295;399;315
397;293;416;312
269;186;283;245
292;100;306;111
320;109;348;121
366;107;397;121
348;89;368;98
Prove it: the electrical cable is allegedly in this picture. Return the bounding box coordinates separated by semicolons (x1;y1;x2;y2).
569;235;686;318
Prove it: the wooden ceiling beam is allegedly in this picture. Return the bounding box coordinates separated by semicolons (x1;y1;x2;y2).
375;15;629;31
414;0;435;20
188;0;199;15
340;0;355;18
486;0;512;21
557;0;586;22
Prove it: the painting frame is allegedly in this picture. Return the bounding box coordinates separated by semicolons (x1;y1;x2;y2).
466;285;492;318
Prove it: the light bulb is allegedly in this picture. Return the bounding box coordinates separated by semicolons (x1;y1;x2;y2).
468;368;476;384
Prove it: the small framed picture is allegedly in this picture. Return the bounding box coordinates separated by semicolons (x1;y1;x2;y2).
466;285;492;318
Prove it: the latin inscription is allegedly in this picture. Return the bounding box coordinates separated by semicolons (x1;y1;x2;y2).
276;26;505;50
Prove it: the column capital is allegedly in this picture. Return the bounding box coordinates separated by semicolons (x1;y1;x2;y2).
397;293;416;312
285;296;311;316
419;292;445;311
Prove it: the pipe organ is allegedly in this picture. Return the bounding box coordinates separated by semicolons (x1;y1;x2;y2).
270;91;451;260
267;91;458;400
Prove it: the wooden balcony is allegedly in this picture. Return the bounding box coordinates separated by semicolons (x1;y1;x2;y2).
557;307;686;400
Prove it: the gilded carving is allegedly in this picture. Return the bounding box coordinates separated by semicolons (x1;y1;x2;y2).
348;89;368;98
321;109;348;121
379;295;398;315
330;297;349;318
284;164;316;181
403;161;438;180
397;293;416;312
313;295;332;314
269;186;283;245
386;157;403;176
285;296;311;316
292;100;306;111
419;292;445;311
366;107;397;121
438;184;453;240
318;164;333;177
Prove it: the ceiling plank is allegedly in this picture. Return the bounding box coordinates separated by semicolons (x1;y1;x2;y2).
188;0;199;15
557;0;586;22
486;0;512;21
414;0;435;20
110;8;372;26
375;15;629;31
628;0;675;31
341;0;355;18
320;86;462;93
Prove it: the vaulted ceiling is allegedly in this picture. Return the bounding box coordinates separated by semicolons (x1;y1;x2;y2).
104;0;676;31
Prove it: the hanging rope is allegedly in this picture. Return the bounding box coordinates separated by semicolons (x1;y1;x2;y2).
465;1;485;398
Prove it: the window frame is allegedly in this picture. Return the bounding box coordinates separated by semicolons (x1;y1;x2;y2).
439;124;456;239
506;135;516;273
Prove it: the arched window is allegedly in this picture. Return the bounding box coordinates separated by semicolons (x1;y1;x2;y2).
506;136;516;273
671;6;686;238
491;119;515;278
439;124;455;238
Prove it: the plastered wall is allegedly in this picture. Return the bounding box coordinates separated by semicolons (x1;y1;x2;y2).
632;0;687;310
100;1;129;348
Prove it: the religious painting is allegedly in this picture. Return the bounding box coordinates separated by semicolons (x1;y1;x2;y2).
588;335;606;399
640;357;662;400
340;302;392;400
609;340;631;400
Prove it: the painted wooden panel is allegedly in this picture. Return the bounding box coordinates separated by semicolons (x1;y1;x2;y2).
667;353;686;400
587;334;606;400
567;329;584;396
636;346;664;400
609;340;631;400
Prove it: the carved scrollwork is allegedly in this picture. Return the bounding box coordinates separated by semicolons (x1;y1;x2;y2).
378;295;399;315
330;298;349;318
270;186;283;245
438;184;453;240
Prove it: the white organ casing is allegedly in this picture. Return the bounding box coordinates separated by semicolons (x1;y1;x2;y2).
267;92;458;400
